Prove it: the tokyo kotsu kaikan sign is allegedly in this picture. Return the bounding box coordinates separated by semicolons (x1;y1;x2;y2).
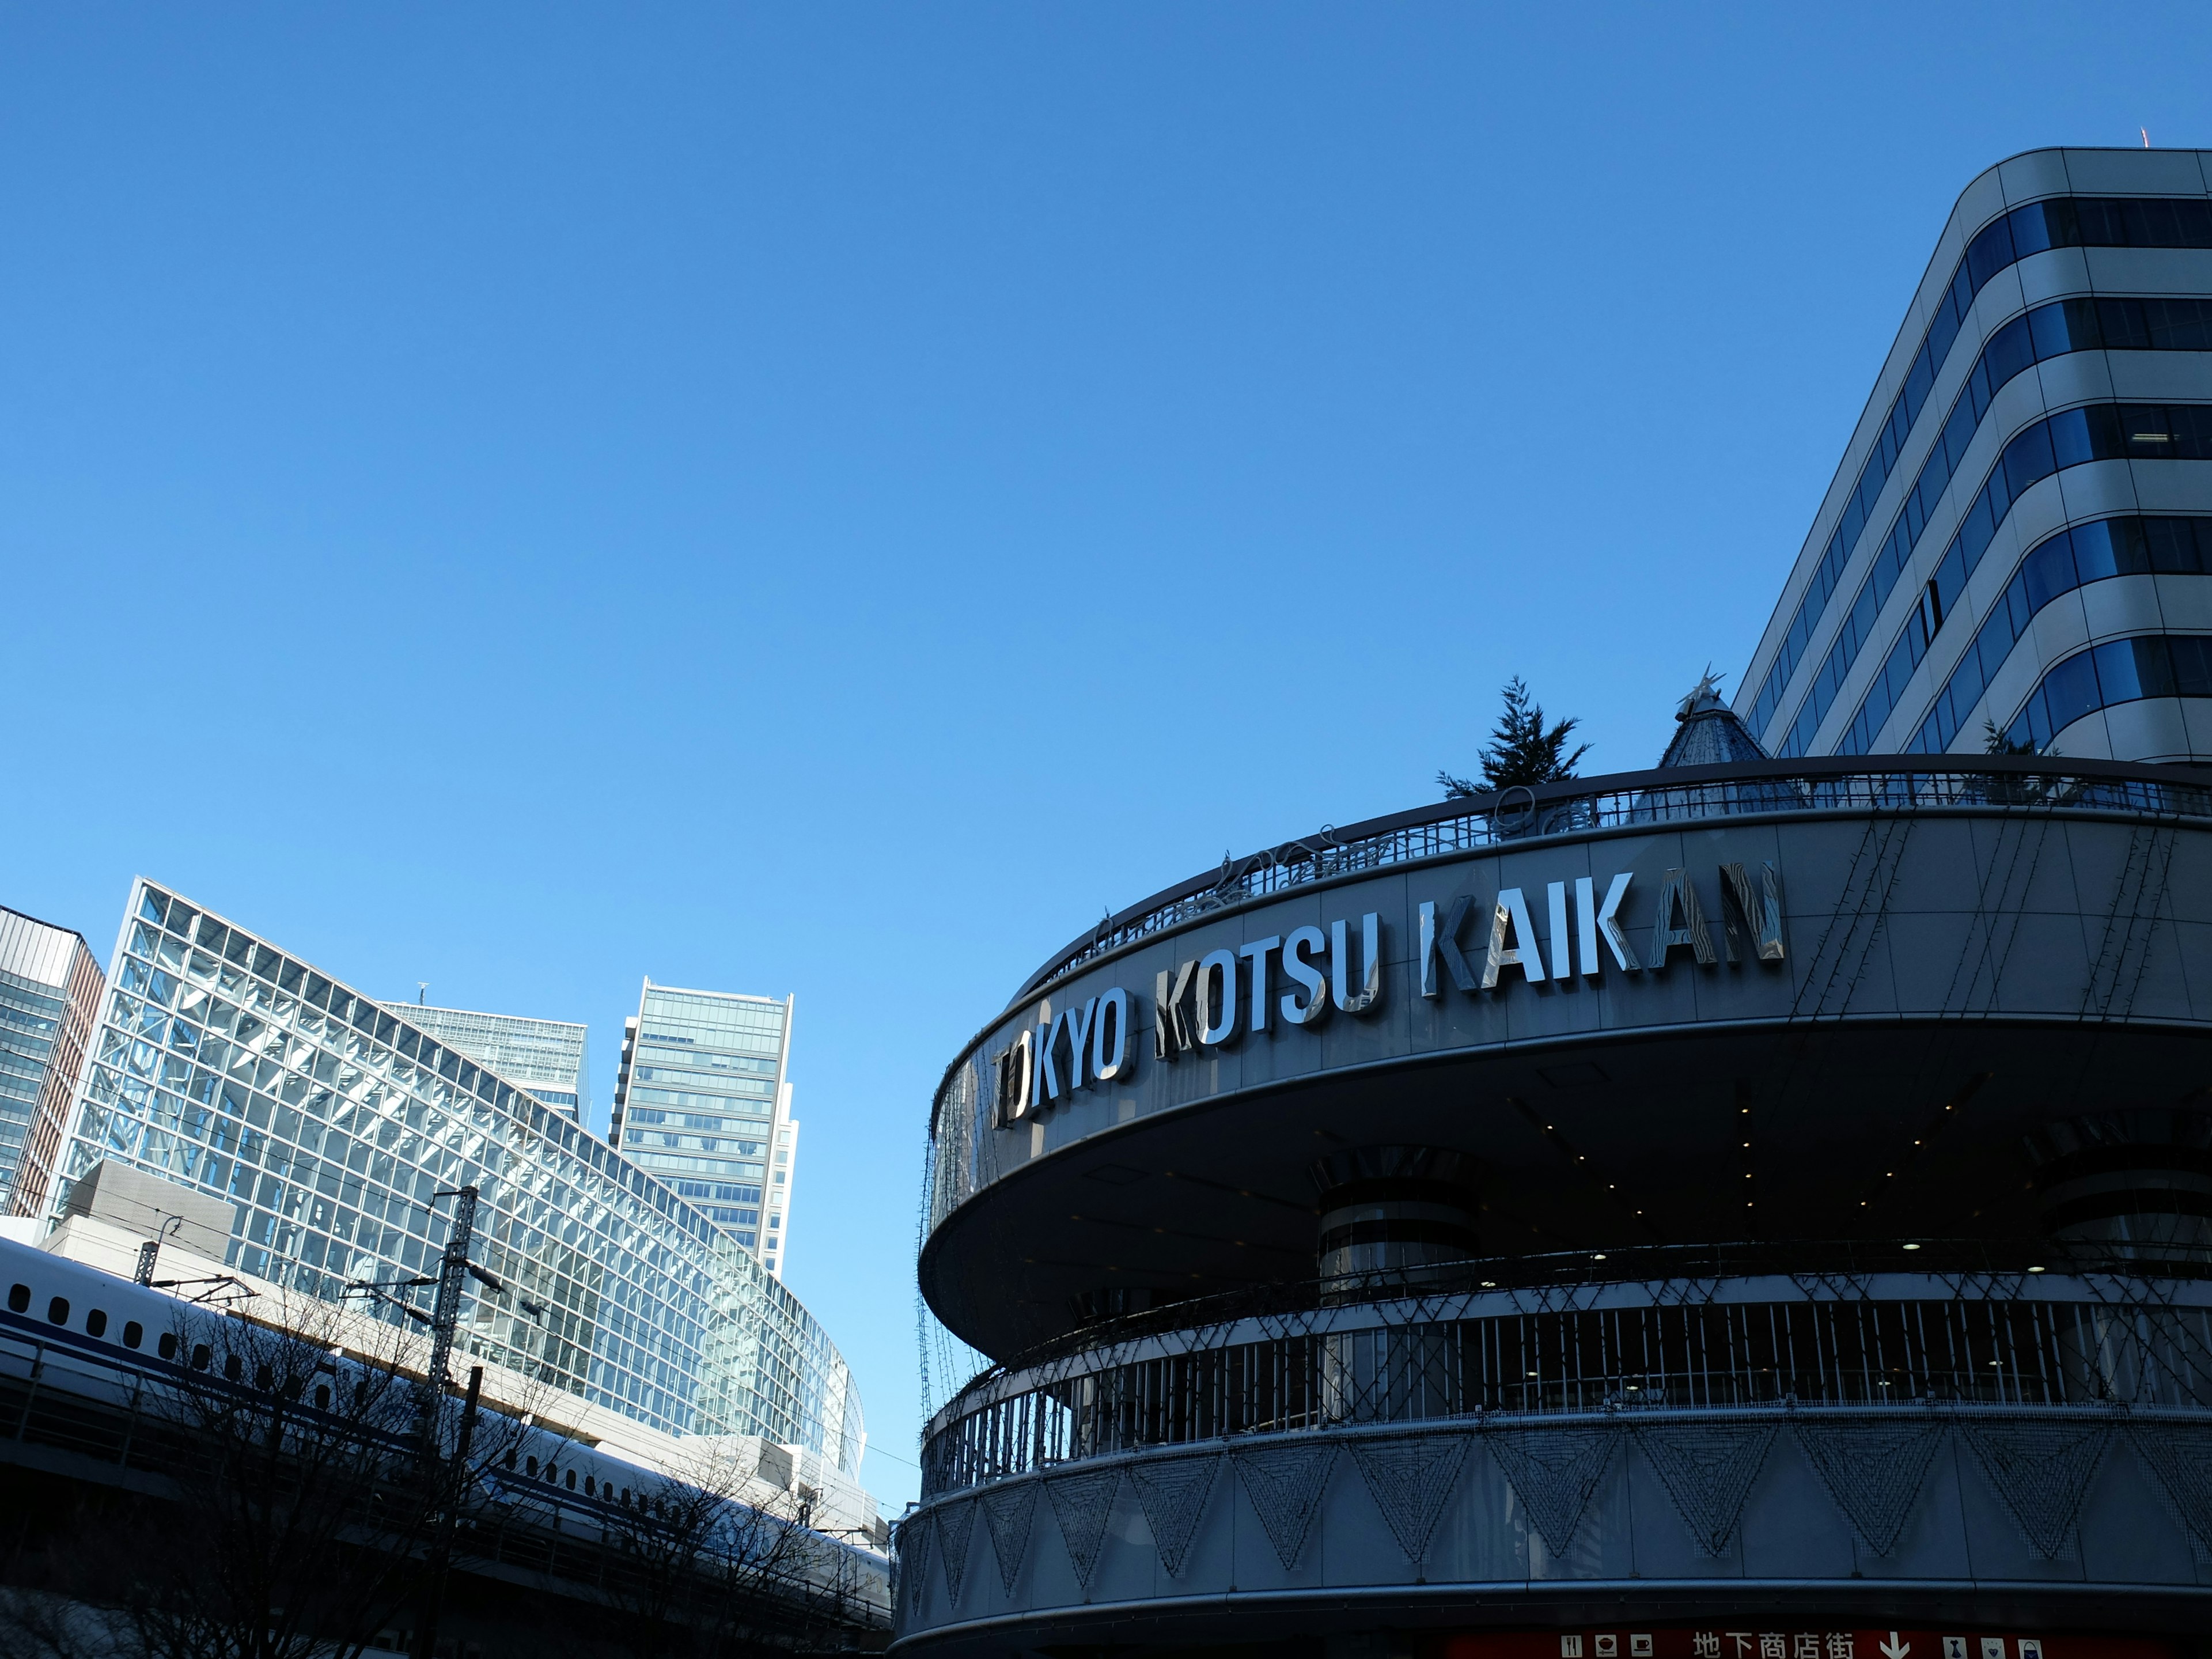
991;862;1785;1127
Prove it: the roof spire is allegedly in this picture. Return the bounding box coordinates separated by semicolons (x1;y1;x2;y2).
1657;666;1768;767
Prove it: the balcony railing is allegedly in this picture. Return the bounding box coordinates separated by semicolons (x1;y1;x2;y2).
999;755;2212;1011
916;1245;2212;1499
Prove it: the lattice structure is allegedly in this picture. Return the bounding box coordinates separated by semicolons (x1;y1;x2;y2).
1483;1423;1620;1557
1348;1433;1471;1566
1792;1414;1949;1555
934;1495;977;1603
2128;1421;2212;1553
1128;1453;1221;1576
1043;1468;1121;1587
1234;1441;1340;1569
895;1512;932;1615
1957;1416;2112;1559
1632;1419;1779;1555
979;1479;1037;1593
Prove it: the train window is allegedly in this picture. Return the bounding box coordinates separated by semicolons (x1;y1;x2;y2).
123;1321;143;1350
47;1297;68;1325
6;1284;25;1314
191;1343;210;1369
504;1450;517;1471
315;1384;331;1410
621;1487;630;1505
224;1354;242;1382
565;1468;575;1491
86;1309;107;1339
160;1333;177;1360
584;1476;595;1497
255;1363;273;1391
527;1456;539;1477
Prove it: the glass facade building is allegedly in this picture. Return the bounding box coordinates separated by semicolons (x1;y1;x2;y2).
1742;147;2212;765
47;880;861;1474
611;983;799;1278
389;1001;591;1124
0;905;103;1219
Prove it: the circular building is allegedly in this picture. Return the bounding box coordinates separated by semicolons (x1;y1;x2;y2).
899;696;2212;1658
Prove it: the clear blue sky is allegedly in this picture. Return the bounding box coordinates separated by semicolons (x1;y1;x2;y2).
5;5;2208;1508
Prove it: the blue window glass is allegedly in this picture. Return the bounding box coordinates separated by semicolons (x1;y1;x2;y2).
1751;203;2212;744
2174;636;2212;696
2043;651;2104;729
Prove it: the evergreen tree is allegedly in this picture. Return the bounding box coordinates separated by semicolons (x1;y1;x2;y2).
1438;677;1589;798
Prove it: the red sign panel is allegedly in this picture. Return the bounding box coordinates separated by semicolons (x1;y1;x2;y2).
1440;1633;2177;1659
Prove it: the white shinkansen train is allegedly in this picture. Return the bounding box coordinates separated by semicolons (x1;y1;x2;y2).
0;1233;890;1601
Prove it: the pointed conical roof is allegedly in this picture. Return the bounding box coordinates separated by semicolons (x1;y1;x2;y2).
1657;669;1768;768
1628;669;1800;825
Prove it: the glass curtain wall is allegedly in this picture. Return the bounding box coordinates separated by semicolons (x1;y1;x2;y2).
51;881;862;1474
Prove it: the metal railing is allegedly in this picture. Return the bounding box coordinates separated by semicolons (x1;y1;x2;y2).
1001;755;2212;1010
916;1249;2212;1498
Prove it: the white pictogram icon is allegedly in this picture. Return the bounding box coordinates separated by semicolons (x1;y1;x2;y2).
1942;1642;1966;1659
1560;1640;1583;1658
1631;1639;1653;1658
2018;1643;2044;1659
1981;1642;2005;1659
1596;1638;1618;1658
1878;1635;1910;1659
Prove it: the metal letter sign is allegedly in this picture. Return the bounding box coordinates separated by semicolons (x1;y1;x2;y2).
1421;864;1779;997
995;868;1783;1125
1153;913;1387;1062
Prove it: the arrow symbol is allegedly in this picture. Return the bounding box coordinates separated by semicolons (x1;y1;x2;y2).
1880;1637;1910;1659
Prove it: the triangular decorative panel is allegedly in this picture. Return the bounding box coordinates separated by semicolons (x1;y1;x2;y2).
895;1511;932;1613
1128;1453;1222;1576
1959;1418;2110;1559
1234;1441;1339;1569
934;1495;978;1603
1633;1419;1778;1556
1484;1425;1620;1557
978;1479;1039;1593
1044;1468;1122;1587
2130;1422;2212;1553
1348;1433;1470;1566
1792;1416;1948;1555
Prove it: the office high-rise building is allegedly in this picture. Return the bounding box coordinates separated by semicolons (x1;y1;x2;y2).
389;1001;591;1124
0;905;103;1218
1743;147;2212;763
611;982;798;1277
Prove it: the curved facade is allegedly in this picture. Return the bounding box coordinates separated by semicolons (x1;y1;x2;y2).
900;746;2212;1653
50;878;864;1476
1743;147;2212;766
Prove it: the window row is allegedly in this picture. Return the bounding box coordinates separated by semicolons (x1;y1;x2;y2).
1838;297;2212;734
1784;288;2212;758
1788;400;2212;757
1748;194;2212;740
2000;631;2212;751
1904;516;2212;753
